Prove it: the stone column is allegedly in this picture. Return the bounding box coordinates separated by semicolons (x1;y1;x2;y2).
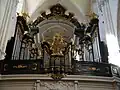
36;80;40;90
34;82;37;90
74;81;78;90
68;44;72;68
97;0;120;65
0;0;10;59
0;0;18;60
94;0;106;42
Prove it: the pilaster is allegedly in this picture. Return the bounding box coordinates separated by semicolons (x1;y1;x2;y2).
97;0;120;65
0;0;10;60
74;81;78;90
0;0;18;60
36;80;40;90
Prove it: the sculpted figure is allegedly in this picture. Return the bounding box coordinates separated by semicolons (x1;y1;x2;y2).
51;33;66;55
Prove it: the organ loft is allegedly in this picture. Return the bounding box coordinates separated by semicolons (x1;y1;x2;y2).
0;0;120;90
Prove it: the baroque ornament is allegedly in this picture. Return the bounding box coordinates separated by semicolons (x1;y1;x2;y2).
31;4;80;28
51;33;67;56
51;73;66;81
32;4;80;80
43;33;67;80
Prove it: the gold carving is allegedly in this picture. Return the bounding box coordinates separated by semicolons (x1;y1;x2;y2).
32;4;75;26
22;12;30;18
86;11;98;19
13;64;27;69
51;33;67;55
31;63;37;70
51;73;66;81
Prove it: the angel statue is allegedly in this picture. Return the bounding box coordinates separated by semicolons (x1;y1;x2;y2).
51;33;67;56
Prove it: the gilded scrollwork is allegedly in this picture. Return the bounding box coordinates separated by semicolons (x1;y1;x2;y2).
31;4;77;26
42;33;67;56
51;33;67;56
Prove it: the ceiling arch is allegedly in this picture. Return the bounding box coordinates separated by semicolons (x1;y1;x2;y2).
22;0;90;23
38;19;75;43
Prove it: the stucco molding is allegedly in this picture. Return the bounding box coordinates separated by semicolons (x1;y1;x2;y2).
0;74;119;83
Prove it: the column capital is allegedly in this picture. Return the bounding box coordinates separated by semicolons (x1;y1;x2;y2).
36;80;41;83
74;81;78;90
36;80;40;90
74;81;78;84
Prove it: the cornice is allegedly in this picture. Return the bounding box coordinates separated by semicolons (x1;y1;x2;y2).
0;74;119;83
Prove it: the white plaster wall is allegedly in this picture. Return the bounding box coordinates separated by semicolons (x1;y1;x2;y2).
0;81;34;90
78;81;114;90
70;0;89;15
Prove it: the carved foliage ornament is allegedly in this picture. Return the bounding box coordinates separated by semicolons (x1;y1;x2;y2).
51;33;67;56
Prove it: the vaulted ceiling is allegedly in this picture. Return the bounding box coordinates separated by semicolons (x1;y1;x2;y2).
22;0;91;23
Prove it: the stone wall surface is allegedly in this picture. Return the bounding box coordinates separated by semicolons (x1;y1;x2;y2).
0;80;115;90
0;80;34;90
0;75;119;90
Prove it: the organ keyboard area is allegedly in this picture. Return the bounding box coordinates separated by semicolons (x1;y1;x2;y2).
0;4;119;80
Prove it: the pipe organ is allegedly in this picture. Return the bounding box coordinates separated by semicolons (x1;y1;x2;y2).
0;4;119;80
